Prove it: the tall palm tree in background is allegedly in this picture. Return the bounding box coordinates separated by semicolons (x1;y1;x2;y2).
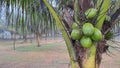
0;0;59;47
0;0;120;68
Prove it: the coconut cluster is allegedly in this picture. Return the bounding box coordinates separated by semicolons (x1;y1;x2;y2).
71;8;103;48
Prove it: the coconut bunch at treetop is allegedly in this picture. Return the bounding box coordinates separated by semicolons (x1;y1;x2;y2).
71;8;103;48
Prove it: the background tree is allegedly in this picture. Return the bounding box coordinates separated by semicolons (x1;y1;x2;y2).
0;0;59;47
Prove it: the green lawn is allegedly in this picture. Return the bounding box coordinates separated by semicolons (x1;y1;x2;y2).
15;43;64;52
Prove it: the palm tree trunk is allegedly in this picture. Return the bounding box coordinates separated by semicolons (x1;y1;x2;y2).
73;41;97;68
73;40;107;68
13;33;16;50
36;31;41;47
23;33;27;42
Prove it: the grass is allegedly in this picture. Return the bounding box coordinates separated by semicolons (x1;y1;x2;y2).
0;54;23;61
0;38;119;68
0;41;13;46
15;43;65;52
53;58;69;64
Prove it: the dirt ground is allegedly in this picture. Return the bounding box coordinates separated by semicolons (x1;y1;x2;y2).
0;38;119;68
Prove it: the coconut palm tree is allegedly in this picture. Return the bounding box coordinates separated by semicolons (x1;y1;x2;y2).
1;0;120;68
43;0;120;68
